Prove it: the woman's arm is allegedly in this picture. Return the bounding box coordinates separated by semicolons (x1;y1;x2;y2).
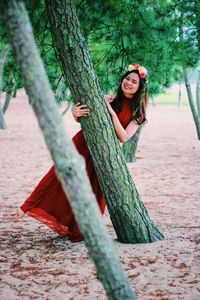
105;99;139;143
72;96;114;122
111;114;139;143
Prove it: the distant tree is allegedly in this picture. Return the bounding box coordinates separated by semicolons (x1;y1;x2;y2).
2;73;15;114
0;44;10;129
183;68;200;139
175;0;200;139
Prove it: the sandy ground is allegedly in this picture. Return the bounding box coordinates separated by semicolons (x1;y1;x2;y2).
0;92;200;300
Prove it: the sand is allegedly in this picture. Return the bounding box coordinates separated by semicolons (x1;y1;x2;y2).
0;91;200;300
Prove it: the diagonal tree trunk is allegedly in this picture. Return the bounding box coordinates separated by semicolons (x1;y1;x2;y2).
183;68;200;140
1;1;136;299
45;0;164;243
122;126;143;163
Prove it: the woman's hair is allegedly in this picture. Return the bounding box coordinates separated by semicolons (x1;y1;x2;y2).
111;70;148;125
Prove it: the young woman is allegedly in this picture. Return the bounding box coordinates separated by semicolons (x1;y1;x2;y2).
17;64;148;242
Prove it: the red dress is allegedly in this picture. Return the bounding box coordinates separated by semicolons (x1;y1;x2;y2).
20;96;133;242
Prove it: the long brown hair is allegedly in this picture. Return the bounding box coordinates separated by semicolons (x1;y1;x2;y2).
111;70;148;125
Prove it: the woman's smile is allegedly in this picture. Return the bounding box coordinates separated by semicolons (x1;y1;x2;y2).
124;83;132;89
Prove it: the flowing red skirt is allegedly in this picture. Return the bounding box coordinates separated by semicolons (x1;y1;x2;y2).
20;130;106;242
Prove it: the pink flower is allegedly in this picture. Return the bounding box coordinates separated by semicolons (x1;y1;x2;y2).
135;64;140;70
140;72;146;78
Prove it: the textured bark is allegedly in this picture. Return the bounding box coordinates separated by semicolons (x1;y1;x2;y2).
183;69;200;140
122;126;142;163
45;0;164;243
2;1;136;299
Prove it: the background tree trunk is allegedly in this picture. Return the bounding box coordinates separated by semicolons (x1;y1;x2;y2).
45;0;164;243
122;126;142;163
2;73;15;114
0;44;10;129
183;68;200;140
2;1;136;299
178;80;182;107
150;96;156;106
0;44;10;89
0;108;7;129
196;70;200;118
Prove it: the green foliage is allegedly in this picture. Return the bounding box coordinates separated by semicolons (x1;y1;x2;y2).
0;0;199;99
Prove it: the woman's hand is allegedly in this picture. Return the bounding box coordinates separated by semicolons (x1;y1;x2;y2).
72;102;90;122
104;94;116;117
104;94;115;103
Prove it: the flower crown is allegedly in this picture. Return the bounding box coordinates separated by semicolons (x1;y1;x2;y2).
128;64;148;78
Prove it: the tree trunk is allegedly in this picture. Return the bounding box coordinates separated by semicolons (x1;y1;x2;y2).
0;107;7;129
61;101;71;116
2;1;136;299
178;80;182;107
183;68;200;140
122;126;142;163
0;44;10;90
2;92;12;114
2;73;15;114
0;44;10;129
194;0;200;118
55;76;68;103
150;96;156;106
45;0;164;243
196;70;200;118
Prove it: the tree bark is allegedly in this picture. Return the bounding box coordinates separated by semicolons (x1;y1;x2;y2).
194;0;200;118
45;0;164;243
0;44;10;129
150;96;156;106
2;73;15;114
0;107;7;129
0;44;10;90
183;68;200;140
196;70;200;118
178;80;182;108
2;1;136;299
122;126;142;163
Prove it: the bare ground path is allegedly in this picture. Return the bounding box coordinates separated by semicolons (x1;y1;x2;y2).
0;92;199;300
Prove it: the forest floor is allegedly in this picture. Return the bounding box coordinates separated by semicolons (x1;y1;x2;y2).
0;91;200;300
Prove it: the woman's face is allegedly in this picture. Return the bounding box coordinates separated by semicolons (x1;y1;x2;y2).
121;72;140;98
